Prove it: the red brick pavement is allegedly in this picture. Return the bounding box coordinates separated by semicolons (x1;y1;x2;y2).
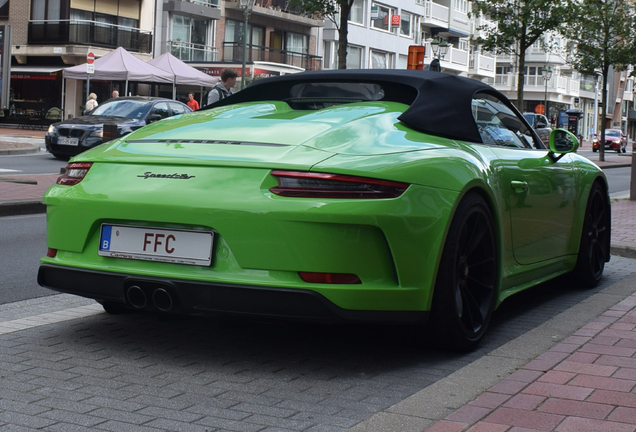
428;292;636;432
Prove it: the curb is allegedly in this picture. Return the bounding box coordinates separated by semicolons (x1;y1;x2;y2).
0;199;46;217
0;143;42;156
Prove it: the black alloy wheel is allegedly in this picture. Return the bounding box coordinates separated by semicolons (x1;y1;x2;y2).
571;182;610;288
428;193;497;351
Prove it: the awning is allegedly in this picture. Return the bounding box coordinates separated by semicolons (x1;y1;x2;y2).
11;66;63;74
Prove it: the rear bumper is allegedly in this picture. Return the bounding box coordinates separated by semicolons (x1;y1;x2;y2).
38;264;428;324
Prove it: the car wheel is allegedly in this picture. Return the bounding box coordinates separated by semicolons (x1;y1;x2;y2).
428;193;497;351
570;182;610;288
592;148;597;152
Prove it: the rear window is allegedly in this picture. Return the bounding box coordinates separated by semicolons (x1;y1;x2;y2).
285;82;386;109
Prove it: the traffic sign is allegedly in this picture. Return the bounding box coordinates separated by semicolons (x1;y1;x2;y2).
86;63;95;74
87;52;95;64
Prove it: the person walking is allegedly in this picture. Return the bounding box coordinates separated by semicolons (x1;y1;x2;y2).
205;68;238;107
187;92;199;111
84;93;98;115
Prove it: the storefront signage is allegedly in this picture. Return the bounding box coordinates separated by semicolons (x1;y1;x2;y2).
12;74;57;80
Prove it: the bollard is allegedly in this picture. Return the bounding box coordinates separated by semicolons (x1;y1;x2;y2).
102;122;118;143
631;150;636;201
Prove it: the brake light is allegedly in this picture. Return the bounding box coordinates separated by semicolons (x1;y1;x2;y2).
270;170;408;199
57;163;93;185
299;272;361;284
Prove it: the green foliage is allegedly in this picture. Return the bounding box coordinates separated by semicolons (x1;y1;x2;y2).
287;0;339;25
473;0;573;109
288;0;355;68
564;0;636;160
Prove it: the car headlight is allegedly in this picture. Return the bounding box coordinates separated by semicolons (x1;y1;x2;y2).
614;140;621;144
48;125;57;134
90;129;103;138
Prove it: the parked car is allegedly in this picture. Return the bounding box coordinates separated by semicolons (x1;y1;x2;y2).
592;128;627;153
523;112;552;146
38;70;611;351
45;97;192;159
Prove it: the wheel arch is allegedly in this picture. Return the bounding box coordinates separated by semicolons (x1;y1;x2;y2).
425;182;503;311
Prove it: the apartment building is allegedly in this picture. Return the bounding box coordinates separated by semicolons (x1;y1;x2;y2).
0;0;632;138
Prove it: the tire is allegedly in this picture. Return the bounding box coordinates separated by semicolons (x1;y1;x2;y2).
570;182;611;288
428;193;497;351
592;148;597;152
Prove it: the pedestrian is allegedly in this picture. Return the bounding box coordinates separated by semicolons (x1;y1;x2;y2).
205;68;238;107
84;93;98;115
187;92;199;111
112;90;119;98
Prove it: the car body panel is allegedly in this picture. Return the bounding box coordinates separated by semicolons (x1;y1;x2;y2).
39;70;609;334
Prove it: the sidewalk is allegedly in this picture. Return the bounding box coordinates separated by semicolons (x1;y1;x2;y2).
2;127;636;431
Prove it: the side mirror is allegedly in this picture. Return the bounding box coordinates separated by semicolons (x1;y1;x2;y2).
536;121;547;129
148;114;163;123
548;129;578;161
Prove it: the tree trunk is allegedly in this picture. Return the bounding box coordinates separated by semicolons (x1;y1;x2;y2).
337;4;350;69
516;26;527;112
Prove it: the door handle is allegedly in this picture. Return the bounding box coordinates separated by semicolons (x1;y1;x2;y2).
511;180;528;193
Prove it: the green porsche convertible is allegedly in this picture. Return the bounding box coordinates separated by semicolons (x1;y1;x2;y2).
38;70;611;350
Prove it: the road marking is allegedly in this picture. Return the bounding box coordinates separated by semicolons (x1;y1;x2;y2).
0;303;103;335
0;169;21;173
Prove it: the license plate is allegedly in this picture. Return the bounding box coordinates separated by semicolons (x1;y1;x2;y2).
98;224;214;266
58;136;79;146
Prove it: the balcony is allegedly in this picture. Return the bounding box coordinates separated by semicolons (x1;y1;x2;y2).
28;20;152;53
422;1;450;27
225;0;323;27
169;40;219;62
469;52;496;78
223;42;322;71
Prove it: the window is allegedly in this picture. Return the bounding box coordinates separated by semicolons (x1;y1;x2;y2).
400;12;412;37
170;103;188;115
286;33;307;54
172;15;209;61
346;45;363;69
371;3;396;32
370;49;389;69
472;92;539;149
0;0;9;18
149;102;170;120
350;0;364;24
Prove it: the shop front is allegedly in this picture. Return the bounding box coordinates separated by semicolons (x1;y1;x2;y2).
3;66;63;127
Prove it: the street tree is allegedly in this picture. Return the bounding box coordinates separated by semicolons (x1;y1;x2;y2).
565;0;636;161
288;0;353;69
472;0;572;111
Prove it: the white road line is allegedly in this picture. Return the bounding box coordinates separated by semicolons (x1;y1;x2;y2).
0;169;22;173
0;303;103;335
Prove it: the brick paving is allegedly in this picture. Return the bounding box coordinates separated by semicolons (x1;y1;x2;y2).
428;292;636;432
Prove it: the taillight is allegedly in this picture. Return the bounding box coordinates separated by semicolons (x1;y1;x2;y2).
47;248;58;257
299;272;361;284
57;162;93;185
270;170;408;199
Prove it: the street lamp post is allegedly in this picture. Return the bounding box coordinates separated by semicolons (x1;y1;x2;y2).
239;0;255;90
541;66;552;119
429;37;450;72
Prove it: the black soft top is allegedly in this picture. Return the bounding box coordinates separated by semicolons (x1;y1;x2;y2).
206;69;513;143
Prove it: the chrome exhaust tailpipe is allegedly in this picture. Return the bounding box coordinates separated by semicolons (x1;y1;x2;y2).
152;288;173;312
126;285;147;309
